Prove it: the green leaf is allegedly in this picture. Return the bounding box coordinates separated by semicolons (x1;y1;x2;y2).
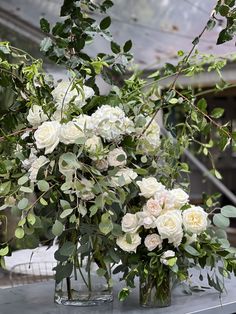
27;213;36;226
18;198;29;210
0;181;11;196
37;180;50;192
184;245;200;256
60;208;73;219
169;98;178;104
219;4;230;16
18;175;29;186
52;220;64;236
111;41;120;54
118;288;130;301
0;246;9;256
54;262;73;284
40;37;53;52
123;40;132;52
100;16;111;30
213;213;230;229
89;205;98;217
192;37;199;45
221;205;236;218
96;268;106;277
217;29;233;45
59;241;76;256
210;107;224;119
206;19;216;31
15;227;24;239
40;197;48;206
40;18;50;33
19;186;33;193
60;200;71;209
168;257;177;267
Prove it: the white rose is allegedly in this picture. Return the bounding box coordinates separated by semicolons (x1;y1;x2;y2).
59;121;84;145
93;159;109;172
169;188;189;209
116;233;141;252
34;121;60;154
144;234;162;251
73;115;93;135
29;156;50;182
137;177;165;198
183;206;208;234
85;136;103;154
27;105;48;127
111;168;138;187
107;148;127;167
137;212;156;229
121;213;139;233
156;210;183;247
143;199;162;217
52;80;94;109
160;250;175;265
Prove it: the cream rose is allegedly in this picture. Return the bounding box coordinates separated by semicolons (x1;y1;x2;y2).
111;168;138;187
29;156;50;182
34;121;60;154
59;121;84;145
27;105;48;127
169;188;189;209
116;233;141;252
107;148;127;167
160;250;176;265
143;198;162;217
183;206;208;234
144;234;162;251
156;210;183;247
137;177;165;198
121;213;139;233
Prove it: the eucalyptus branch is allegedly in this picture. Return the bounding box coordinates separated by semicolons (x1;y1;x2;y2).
174;89;232;139
0;127;35;143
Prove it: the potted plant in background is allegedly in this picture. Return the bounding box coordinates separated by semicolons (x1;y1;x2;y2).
0;0;236;308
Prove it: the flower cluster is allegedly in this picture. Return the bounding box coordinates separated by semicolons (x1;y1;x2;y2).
116;177;208;252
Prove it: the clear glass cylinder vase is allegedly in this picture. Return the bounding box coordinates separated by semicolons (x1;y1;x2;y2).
139;271;171;308
54;254;113;306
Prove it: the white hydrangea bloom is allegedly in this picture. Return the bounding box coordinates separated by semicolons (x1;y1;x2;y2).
91;105;134;141
29;156;49;182
27;105;48;127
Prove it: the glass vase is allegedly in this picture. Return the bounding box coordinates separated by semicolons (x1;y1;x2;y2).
54;253;113;306
139;271;171;308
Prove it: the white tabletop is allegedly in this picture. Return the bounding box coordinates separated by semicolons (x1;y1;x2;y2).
0;276;236;314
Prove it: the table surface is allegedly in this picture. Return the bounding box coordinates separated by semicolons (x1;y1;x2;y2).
0;277;236;314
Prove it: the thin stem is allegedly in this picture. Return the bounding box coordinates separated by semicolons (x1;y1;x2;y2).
66;277;72;300
0;127;35;143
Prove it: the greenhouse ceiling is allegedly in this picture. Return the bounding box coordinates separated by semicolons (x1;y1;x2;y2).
0;0;235;69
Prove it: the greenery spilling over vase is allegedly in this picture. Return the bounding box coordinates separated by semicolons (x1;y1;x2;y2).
0;0;236;308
